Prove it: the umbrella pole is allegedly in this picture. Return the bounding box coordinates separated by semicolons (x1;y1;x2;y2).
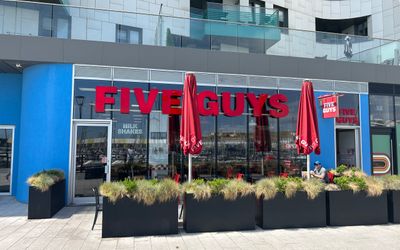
188;153;192;183
261;154;264;176
307;155;310;180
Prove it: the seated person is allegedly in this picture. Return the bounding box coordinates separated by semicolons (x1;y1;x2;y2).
310;161;327;182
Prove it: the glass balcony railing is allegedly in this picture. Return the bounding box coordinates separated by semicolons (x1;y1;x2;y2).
0;0;398;66
191;2;279;27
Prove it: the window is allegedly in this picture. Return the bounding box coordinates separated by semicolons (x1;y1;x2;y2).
336;94;359;126
370;95;394;127
116;25;142;44
273;5;288;28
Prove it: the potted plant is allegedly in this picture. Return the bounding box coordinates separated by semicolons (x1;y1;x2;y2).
183;179;255;233
382;175;400;223
255;177;326;229
100;178;179;238
27;169;65;219
326;168;388;226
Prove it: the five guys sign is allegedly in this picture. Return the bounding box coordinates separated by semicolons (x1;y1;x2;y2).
95;86;289;118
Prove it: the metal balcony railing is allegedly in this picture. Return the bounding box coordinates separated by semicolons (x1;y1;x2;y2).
0;0;398;66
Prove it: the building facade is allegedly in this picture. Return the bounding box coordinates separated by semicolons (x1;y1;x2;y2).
0;0;399;204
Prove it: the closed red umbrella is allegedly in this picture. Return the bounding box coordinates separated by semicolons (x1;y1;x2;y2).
295;80;320;179
180;73;202;182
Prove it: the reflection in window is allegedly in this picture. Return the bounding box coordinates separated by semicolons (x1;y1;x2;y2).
111;82;149;181
217;87;247;178
248;89;278;177
370;95;394;127
279;90;305;176
149;83;183;180
73;79;112;120
336;94;359;126
116;24;142;44
0;129;12;193
192;86;216;179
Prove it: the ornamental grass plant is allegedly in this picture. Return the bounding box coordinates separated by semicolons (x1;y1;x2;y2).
328;166;384;197
381;175;400;190
99;178;180;205
183;179;254;201
27;169;65;192
255;177;324;200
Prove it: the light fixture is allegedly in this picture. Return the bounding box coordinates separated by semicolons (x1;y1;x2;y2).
75;96;85;106
15;63;22;68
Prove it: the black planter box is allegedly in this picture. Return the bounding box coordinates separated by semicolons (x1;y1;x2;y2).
327;190;388;226
183;193;255;233
388;190;400;223
102;197;178;238
256;192;326;229
28;179;65;219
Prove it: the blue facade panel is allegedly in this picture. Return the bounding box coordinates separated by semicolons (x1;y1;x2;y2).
16;64;72;203
310;91;336;170
0;74;22;195
360;94;371;175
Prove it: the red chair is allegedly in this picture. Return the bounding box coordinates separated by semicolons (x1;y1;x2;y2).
173;173;181;183
236;173;244;180
280;172;289;178
327;172;334;183
226;167;233;179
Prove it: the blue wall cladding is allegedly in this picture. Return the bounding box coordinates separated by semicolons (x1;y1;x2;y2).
360;94;371;175
0;73;22;195
310;91;336;170
16;64;72;203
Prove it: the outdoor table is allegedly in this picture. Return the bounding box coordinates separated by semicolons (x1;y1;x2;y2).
198;175;215;181
250;175;264;183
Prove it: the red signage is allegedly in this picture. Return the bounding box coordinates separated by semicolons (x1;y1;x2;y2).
320;95;339;118
336;108;359;125
95;86;289;118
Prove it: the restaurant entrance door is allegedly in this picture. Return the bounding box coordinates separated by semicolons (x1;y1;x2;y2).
71;121;112;204
0;126;14;195
336;128;360;168
371;128;395;176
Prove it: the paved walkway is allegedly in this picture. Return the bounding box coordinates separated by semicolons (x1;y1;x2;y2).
0;196;399;250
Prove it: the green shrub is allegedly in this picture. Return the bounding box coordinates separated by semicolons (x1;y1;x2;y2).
208;178;230;194
336;164;348;174
122;178;137;195
27;169;65;192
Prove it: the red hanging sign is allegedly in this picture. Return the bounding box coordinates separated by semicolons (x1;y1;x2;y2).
319;94;339;118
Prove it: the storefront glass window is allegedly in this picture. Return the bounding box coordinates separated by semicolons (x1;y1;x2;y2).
73;79;112;120
149;83;183;180
279;90;305;176
248;88;278;177
395;96;400;174
217;87;248;178
191;86;216;180
370;95;394;127
111;82;149;181
336;93;359;126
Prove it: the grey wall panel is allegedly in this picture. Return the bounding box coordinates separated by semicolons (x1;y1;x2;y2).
138;46;175;70
297;58;326;79
63;40;103;64
323;60;352;81
268;55;299;77
205;51;240;74
173;48;208;72
20;36;64;62
238;53;269;76
1;35;399;85
101;43;140;68
350;63;376;83
385;66;400;84
0;35;21;60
